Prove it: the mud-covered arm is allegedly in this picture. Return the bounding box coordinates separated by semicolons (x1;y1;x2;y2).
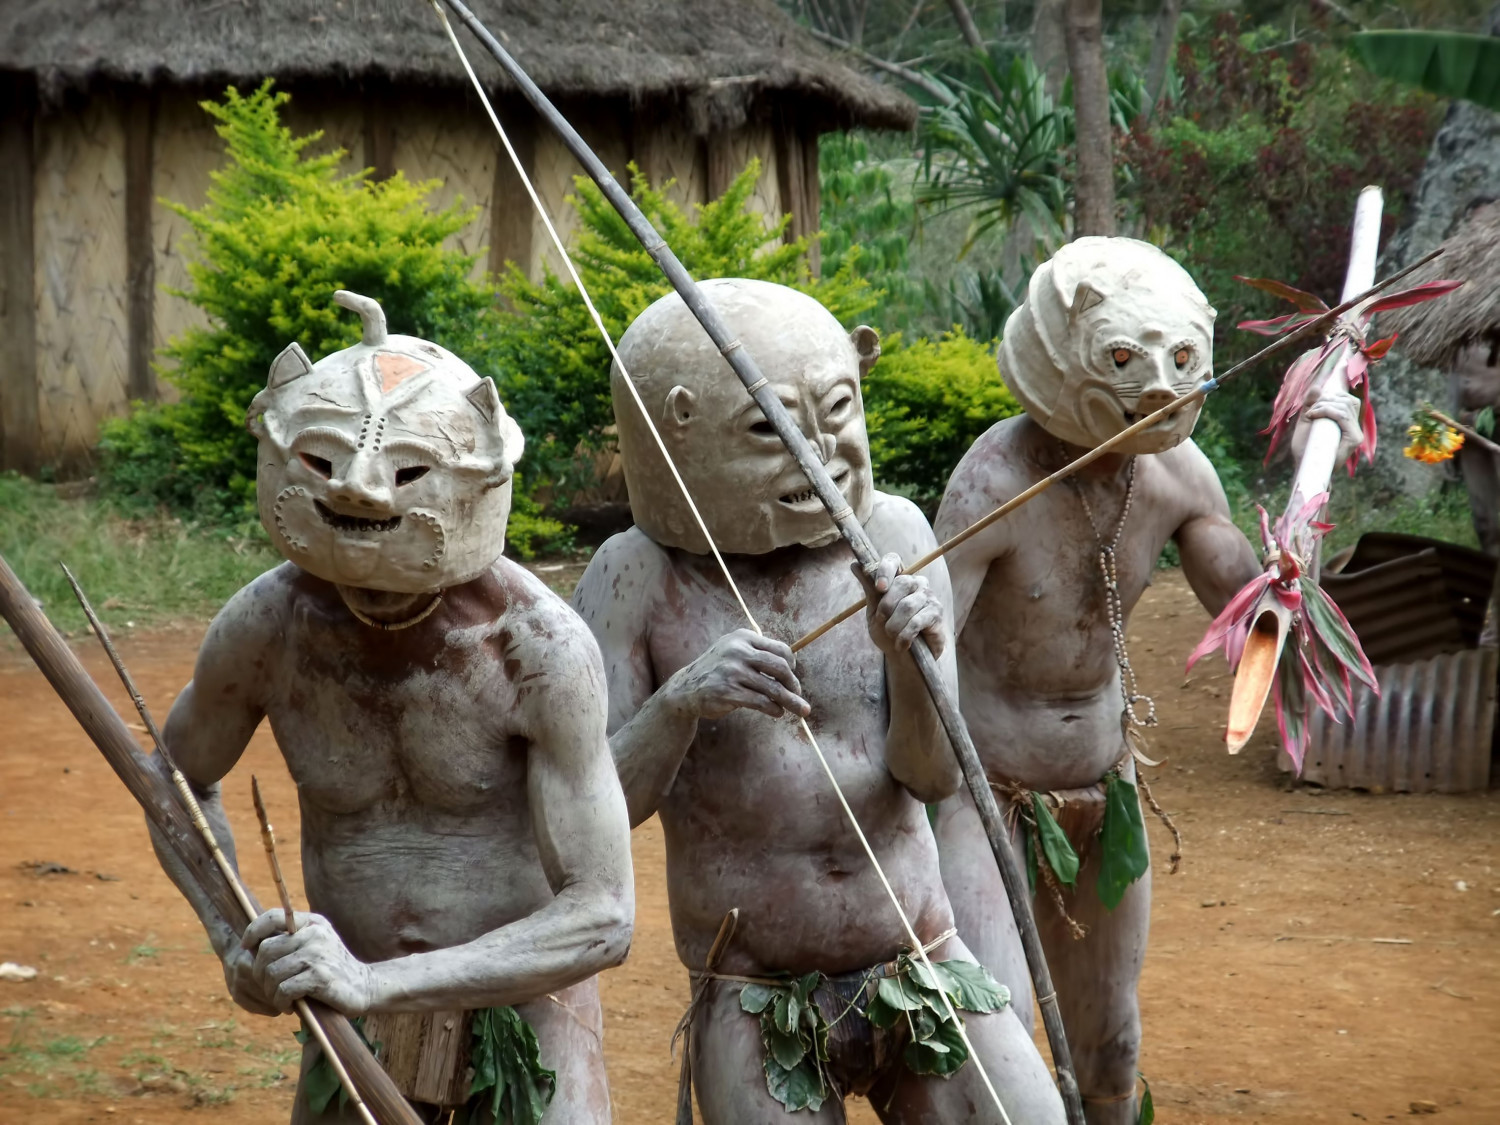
867;496;963;803
1171;443;1263;617
152;576;279;1014
322;626;635;1013
933;443;1013;637
574;534;807;828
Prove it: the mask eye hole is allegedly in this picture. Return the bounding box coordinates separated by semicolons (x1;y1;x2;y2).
749;419;777;436
395;465;430;487
1174;348;1192;369
299;452;333;478
1112;348;1133;367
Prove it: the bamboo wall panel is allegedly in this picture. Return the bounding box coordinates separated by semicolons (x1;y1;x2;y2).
282;93;365;177
636;119;707;217
0;74;39;473
392;105;494;280
527;116;630;279
150;92;223;401
707;123;782;229
32;100;129;471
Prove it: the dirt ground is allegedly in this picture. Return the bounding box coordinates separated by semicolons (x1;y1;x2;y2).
1;567;1497;1124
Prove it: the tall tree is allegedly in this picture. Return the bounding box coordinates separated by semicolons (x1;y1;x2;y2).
1065;0;1116;235
1141;0;1183;123
1032;0;1068;100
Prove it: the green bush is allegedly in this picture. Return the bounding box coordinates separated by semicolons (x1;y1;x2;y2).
489;162;877;487
97;83;527;517
864;328;1020;506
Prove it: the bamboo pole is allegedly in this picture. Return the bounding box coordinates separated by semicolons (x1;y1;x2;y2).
0;555;418;1125
435;2;1086;1116
788;247;1446;654
250;776;299;932
1225;187;1384;752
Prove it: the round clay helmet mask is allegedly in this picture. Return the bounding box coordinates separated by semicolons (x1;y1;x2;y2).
612;278;876;555
247;291;524;593
1000;237;1216;455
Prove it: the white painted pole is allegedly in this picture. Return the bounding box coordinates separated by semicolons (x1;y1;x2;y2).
1286;186;1384;519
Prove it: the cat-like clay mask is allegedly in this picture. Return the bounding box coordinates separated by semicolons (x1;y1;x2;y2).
613;278;877;555
247;291;523;593
1000;237;1216;454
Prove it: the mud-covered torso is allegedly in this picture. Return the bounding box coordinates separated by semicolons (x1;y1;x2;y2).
637;524;950;977
942;419;1195;789
249;562;570;963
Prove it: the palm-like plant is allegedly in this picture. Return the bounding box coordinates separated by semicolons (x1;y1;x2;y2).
917;54;1071;255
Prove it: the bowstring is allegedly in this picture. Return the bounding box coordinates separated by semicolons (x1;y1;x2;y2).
429;7;1013;1120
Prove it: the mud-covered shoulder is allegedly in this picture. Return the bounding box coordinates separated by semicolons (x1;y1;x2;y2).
1146;436;1233;521
941;415;1034;506
201;561;299;651
568;527;671;634
488;556;605;677
864;489;940;562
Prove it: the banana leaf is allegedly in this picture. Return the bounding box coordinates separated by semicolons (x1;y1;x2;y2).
1351;30;1500;111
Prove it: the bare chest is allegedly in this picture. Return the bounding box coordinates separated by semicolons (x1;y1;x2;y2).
964;491;1172;686
649;551;896;823
260;619;528;818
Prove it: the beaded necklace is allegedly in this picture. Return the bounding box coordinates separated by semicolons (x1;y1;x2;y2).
340;591;445;632
1060;446;1157;736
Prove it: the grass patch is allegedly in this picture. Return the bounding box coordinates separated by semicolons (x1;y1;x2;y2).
0;1019;112;1099
125;935;162;964
0;472;277;634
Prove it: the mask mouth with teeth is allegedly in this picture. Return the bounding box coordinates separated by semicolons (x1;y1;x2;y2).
1000;237;1216;456
247;290;524;594
613;278;877;556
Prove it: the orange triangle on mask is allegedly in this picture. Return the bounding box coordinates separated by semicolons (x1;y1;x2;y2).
377;352;428;394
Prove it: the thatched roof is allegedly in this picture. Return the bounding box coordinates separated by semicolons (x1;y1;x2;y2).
0;0;916;132
1384;200;1500;369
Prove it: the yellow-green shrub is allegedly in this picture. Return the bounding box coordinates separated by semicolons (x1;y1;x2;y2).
863;329;1019;506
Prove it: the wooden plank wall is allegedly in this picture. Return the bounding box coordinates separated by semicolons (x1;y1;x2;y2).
32;95;129;473
0;74;39;474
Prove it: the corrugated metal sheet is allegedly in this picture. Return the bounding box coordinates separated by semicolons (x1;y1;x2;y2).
1323;532;1495;656
1297;648;1496;793
1283;534;1499;793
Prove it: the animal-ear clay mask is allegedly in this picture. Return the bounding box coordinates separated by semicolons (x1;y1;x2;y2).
612;278;875;555
1000;236;1216;455
248;290;524;593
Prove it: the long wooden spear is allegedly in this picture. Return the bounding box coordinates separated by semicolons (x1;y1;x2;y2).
434;1;1087;1115
788;246;1446;653
0;554;420;1125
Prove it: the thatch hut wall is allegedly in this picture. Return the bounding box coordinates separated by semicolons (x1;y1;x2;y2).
0;0;915;476
32;95;130;468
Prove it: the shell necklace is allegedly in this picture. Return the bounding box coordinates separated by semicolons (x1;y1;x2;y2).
1060;446;1157;735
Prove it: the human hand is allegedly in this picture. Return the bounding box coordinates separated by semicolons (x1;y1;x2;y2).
220;932;281;1017
1292;391;1363;465
855;553;947;659
667;629;809;721
243;910;377;1017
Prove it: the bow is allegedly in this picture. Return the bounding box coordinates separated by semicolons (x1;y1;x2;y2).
427;1;1076;1119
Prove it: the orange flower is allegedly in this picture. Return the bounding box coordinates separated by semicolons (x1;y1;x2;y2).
1404;414;1464;464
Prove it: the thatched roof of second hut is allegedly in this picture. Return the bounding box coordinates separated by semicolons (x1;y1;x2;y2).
1383;201;1500;370
0;0;916;132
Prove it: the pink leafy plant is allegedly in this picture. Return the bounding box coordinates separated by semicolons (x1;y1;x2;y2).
1187;493;1378;771
1235;275;1463;472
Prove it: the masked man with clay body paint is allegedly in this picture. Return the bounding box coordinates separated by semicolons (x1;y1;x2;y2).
147;292;634;1124
571;278;1064;1124
931;239;1363;1123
